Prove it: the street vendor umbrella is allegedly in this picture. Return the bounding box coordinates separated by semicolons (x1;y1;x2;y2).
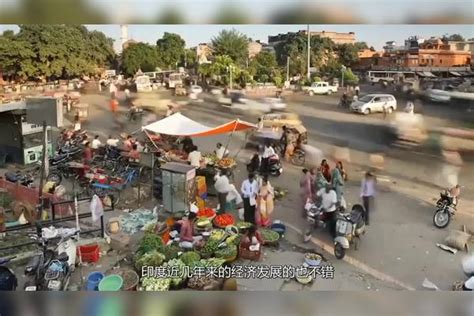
143;112;212;136
142;113;256;137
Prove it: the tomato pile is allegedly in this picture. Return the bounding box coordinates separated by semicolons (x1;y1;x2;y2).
197;208;215;218
214;214;235;227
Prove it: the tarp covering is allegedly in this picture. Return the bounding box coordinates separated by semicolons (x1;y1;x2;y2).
449;71;462;77
143;112;256;136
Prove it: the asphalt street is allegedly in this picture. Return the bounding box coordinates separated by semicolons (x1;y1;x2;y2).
76;87;473;291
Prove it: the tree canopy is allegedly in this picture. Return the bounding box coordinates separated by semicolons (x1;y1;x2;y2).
121;42;159;76
442;34;465;41
0;25;115;80
156;32;185;70
249;51;279;83
211;29;249;65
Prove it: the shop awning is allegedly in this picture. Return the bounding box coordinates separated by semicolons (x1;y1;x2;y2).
423;71;437;77
142;112;256;136
449;71;462;77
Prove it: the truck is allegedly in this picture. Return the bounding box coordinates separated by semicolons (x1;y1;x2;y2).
303;82;338;96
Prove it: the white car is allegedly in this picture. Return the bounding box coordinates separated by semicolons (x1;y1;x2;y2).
303;82;338;95
262;97;287;111
189;85;203;95
350;94;397;115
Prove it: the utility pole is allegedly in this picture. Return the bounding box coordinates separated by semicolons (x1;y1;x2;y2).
341;65;346;89
307;24;311;80
184;49;187;68
286;56;290;82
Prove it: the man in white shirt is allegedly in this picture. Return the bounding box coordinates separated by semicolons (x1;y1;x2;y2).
188;146;202;168
91;135;102;150
109;82;117;99
317;185;338;237
241;173;259;224
215;143;229;160
106;135;120;147
261;143;276;174
214;171;231;214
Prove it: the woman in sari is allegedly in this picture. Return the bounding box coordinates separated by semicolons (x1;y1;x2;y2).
331;162;345;204
256;177;275;227
315;167;330;192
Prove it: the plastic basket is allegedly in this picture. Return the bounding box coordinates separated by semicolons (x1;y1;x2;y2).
239;246;261;261
78;244;100;263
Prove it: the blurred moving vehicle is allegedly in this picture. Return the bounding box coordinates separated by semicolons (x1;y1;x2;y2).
303;82;338;96
350;94;397;115
189;85;203;95
260;112;302;128
135;76;152;92
262;97;287;111
174;84;187;96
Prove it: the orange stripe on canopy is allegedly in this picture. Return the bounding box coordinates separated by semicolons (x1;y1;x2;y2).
190;119;257;137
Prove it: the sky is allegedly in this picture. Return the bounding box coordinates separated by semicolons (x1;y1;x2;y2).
1;24;473;51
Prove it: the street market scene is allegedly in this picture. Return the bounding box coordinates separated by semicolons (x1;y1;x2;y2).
0;24;473;293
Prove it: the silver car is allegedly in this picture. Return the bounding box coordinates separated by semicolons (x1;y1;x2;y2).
350;94;397;115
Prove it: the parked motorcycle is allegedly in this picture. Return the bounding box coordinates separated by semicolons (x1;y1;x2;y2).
126;105;144;122
4;171;35;188
24;224;79;291
268;154;283;177
0;256;18;291
433;189;458;229
303;200;341;243
334;204;366;259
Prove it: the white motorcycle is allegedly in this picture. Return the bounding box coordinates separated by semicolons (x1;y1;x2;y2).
334;204;366;260
24;225;79;291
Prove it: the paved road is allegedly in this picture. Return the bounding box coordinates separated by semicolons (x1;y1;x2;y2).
77;90;473;290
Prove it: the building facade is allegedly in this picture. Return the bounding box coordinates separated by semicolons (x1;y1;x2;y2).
268;30;356;46
355;37;471;70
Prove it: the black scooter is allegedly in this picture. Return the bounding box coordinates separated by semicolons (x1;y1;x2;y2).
0;256;18;291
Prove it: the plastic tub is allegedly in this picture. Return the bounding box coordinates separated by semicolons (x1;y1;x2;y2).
86;272;104;291
78;244;100;263
270;223;286;236
117;269;139;291
98;275;123;291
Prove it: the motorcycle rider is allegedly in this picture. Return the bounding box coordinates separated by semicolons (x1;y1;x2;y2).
339;92;349;107
316;184;338;237
449;184;461;207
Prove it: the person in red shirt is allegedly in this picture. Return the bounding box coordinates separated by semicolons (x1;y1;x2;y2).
110;98;118;113
83;142;93;165
123;135;133;152
128;144;140;162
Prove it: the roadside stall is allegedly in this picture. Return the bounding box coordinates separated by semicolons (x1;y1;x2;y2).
142;113;256;196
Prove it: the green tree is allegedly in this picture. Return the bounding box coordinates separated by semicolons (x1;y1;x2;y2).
121;43;159;76
442;34;465;41
156;32;186;69
336;43;360;67
249;51;278;83
354;42;369;50
343;68;359;85
198;55;243;86
0;25;115;80
211;29;248;65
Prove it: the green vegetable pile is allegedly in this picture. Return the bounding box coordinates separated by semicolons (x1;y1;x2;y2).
225;234;240;246
209;229;226;242
137;234;164;255
236;221;252;230
139;277;171;291
135;251;166;270
188;258;226;271
260;229;280;243
161;244;181;261
180;251;201;265
199;239;220;258
163;259;186;287
215;245;237;259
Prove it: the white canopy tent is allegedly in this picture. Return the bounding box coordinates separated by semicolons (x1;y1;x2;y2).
143;112;212;136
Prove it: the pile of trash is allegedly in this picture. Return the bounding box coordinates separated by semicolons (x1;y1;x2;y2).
119;208;157;235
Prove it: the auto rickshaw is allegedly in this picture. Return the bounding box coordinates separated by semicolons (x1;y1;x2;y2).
174;84;187;96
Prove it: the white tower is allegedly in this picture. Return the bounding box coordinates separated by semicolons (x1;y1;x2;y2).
120;25;129;50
